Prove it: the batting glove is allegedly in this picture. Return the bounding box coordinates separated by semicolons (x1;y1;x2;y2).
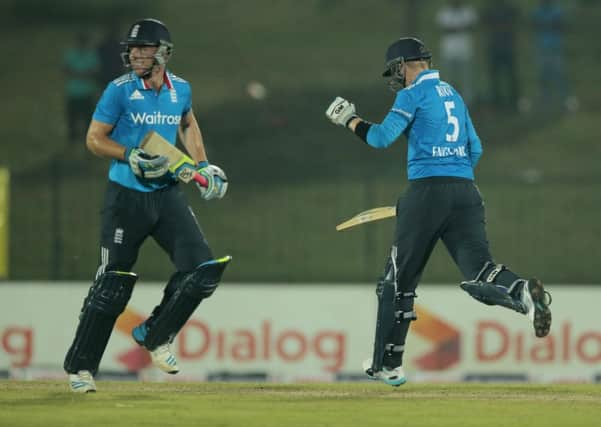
197;162;228;200
126;147;169;179
325;96;357;128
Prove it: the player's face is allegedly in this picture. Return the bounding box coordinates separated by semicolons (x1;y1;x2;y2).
129;46;158;76
399;63;407;82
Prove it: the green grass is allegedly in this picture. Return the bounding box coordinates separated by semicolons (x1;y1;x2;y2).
1;381;600;427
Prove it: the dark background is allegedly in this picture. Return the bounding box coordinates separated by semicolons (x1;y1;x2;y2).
2;0;600;284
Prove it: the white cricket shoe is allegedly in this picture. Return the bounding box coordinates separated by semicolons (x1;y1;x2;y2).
362;358;407;387
68;370;96;393
150;343;179;374
520;278;552;338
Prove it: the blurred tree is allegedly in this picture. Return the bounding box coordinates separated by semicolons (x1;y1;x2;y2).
6;0;157;26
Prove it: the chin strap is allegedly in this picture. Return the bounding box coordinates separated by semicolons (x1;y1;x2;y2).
140;64;159;79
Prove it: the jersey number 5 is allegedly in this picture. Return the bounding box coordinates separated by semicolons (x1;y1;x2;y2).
444;101;459;142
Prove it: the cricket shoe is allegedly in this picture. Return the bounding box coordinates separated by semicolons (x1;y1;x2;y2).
150;343;179;374
362;358;407;387
69;370;96;393
132;321;179;374
520;278;552;338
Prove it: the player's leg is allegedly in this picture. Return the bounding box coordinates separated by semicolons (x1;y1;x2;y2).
366;181;446;385
365;249;423;387
64;183;151;390
440;188;525;311
132;185;231;373
442;182;551;337
64;271;137;387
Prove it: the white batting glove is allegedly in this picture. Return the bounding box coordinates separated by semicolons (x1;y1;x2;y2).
325;96;357;127
126;148;169;179
197;164;228;200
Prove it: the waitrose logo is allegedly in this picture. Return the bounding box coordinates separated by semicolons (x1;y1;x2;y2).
130;112;181;125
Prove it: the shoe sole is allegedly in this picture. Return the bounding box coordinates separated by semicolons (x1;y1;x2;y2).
528;279;552;338
155;366;179;374
151;352;179;374
363;359;406;387
70;382;96;393
70;385;96;393
383;377;407;387
152;364;179;375
365;372;407;387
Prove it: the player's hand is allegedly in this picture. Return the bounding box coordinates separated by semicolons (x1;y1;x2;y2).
197;163;228;200
325;96;357;127
127;148;169;179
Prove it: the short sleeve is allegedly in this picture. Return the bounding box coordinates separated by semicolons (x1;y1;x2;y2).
92;83;123;125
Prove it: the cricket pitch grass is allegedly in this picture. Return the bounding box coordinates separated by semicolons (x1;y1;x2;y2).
1;381;600;427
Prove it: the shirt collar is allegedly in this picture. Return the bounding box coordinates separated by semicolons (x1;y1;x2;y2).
412;69;440;86
136;70;173;90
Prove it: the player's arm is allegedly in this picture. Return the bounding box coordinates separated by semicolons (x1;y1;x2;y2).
179;109;228;200
87;83;131;161
87;120;170;178
87;83;169;178
86;120;129;160
326;95;411;148
348;110;409;148
178;110;208;164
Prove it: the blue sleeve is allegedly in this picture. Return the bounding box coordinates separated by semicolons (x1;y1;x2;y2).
92;83;123;125
366;90;415;148
466;110;482;167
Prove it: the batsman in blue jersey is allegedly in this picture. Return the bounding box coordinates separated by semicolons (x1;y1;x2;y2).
64;19;231;392
326;37;552;387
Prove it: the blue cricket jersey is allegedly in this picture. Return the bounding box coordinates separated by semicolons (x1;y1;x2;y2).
366;69;482;180
92;71;192;191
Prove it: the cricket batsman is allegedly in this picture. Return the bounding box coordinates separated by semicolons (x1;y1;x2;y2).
64;18;231;392
325;37;552;386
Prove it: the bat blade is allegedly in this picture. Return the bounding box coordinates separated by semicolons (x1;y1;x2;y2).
335;206;396;231
140;131;208;187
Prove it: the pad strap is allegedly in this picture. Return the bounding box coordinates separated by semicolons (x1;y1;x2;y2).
385;344;405;353
395;310;417;321
397;291;417;299
474;261;494;282
507;279;526;296
486;264;505;283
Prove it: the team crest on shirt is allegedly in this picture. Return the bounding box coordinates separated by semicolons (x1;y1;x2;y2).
129;90;145;101
169;89;177;103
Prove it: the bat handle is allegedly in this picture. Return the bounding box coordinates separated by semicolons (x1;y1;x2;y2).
193;172;209;188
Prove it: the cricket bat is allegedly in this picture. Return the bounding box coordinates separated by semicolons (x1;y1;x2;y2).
335;206;396;231
139;131;208;187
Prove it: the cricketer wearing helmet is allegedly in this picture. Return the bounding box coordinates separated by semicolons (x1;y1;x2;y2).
64;18;231;393
326;37;552;387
